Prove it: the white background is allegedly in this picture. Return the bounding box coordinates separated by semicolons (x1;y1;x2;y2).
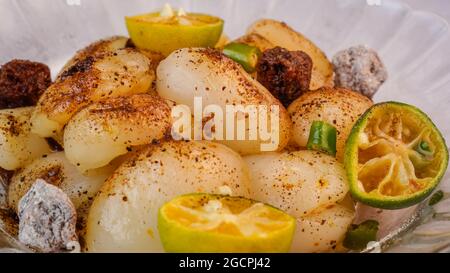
403;0;450;22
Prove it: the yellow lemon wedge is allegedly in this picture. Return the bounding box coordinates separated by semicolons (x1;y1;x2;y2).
158;193;296;253
125;4;224;56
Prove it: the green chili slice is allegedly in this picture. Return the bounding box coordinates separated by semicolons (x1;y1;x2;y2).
343;220;379;250
223;42;261;73
306;121;337;156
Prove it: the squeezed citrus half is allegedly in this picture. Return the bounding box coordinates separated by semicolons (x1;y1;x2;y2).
125;7;223;56
344;102;448;209
158;193;296;253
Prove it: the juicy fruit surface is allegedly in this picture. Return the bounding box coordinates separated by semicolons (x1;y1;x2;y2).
345;102;449;209
126;12;223;56
158;194;296;253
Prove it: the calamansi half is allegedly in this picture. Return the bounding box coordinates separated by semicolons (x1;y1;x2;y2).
158;193;296;253
344;102;448;209
125;5;224;56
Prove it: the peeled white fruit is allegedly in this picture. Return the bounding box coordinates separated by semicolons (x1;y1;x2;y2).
8;152;117;218
0;107;50;170
234;33;275;52
291;204;354;253
57;36;129;78
288;87;372;160
245;150;354;252
156;47;291;155
31;47;154;138
64;94;171;172
85;140;252;252
245;150;349;217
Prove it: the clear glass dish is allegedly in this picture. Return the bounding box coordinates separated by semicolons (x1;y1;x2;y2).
1;0;449;252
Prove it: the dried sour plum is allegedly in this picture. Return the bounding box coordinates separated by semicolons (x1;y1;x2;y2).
0;60;51;109
333;45;387;98
256;47;312;107
18;179;78;252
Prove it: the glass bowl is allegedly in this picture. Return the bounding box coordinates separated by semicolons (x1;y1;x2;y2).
1;0;449;252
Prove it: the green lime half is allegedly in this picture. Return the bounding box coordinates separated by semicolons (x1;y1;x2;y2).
125;8;223;56
344;102;448;209
158;193;296;253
